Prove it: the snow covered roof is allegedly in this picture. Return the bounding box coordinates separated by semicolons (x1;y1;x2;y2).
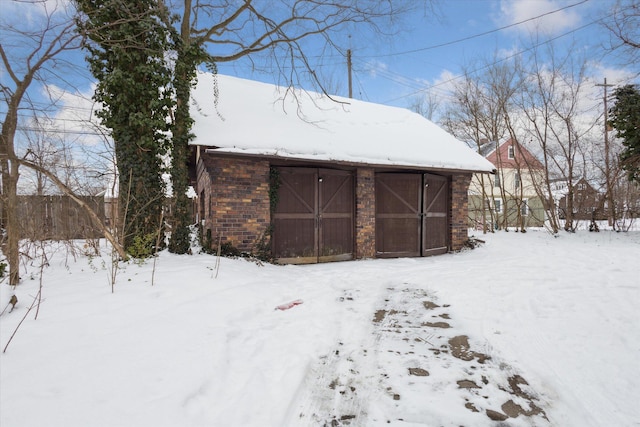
190;73;495;173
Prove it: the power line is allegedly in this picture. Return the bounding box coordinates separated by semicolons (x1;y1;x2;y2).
358;0;590;58
320;0;590;63
15;113;98;124
381;18;602;105
336;0;603;106
10;98;98;113
351;59;452;97
16;126;107;137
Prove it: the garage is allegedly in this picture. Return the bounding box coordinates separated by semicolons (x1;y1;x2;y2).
271;167;354;263
192;74;494;261
375;172;449;258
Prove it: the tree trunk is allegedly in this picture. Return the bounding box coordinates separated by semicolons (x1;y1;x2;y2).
1;98;22;286
167;47;196;254
4;162;20;286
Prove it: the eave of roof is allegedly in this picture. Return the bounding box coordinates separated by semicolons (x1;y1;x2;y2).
202;147;495;174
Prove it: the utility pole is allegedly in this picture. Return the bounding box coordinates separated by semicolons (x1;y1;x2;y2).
347;49;353;99
596;78;616;228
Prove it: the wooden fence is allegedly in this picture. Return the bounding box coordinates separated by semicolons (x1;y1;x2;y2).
2;195;106;240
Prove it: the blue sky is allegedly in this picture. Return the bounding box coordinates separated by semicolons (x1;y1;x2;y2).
217;0;635;110
2;0;636;129
2;0;637;193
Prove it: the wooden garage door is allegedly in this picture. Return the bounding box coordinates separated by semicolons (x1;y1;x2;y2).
376;173;422;257
272;167;354;263
423;174;449;256
376;173;449;258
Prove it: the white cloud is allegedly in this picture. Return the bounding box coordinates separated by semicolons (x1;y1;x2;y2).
2;0;74;28
38;83;108;148
589;62;638;87
364;59;389;78
408;69;459;122
431;69;459;94
497;0;583;36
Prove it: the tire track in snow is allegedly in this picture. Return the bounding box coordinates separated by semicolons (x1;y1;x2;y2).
283;289;383;426
286;285;551;426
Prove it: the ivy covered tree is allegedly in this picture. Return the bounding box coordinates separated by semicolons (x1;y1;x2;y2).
76;0;174;255
165;39;209;254
609;84;640;183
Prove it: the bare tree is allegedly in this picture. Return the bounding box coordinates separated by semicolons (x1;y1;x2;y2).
600;1;639;226
1;1;127;286
602;0;640;75
588;126;640;230
21;120;64;196
517;43;598;233
408;90;440;121
616;178;640;229
442;73;497;232
18;115;86;196
442;57;523;232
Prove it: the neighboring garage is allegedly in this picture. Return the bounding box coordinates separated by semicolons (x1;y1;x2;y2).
190;73;495;263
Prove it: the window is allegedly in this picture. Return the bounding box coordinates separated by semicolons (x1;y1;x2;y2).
577;183;586;190
508;145;515;159
494;198;503;214
494;173;501;188
521;199;529;216
514;172;520;189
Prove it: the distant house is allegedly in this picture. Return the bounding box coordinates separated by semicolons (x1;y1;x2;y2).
189;73;493;263
548;178;568;203
557;178;606;221
468;139;545;230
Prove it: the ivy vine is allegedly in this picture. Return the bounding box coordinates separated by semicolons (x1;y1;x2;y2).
269;167;281;214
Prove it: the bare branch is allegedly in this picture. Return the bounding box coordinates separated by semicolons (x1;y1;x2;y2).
11;156;128;260
602;0;640;73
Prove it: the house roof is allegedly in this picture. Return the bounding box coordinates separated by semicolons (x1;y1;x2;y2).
478;142;497;158
190;73;495;173
483;139;544;170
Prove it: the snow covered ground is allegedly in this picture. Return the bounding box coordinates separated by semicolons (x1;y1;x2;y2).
1;229;639;427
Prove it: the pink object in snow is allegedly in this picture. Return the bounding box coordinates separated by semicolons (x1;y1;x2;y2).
275;299;304;311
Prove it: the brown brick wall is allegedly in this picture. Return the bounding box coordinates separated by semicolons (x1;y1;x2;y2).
356;168;376;259
197;155;270;253
195;154;473;259
450;173;472;251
